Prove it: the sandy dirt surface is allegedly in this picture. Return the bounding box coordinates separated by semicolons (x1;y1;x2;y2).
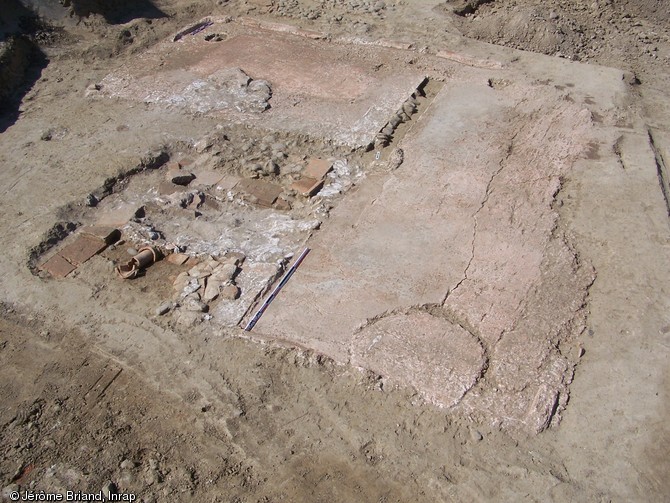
1;0;669;501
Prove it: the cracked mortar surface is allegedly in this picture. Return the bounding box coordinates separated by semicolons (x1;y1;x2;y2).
255;71;604;433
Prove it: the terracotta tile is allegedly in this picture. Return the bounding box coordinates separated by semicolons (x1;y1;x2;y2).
39;254;77;278
78;226;121;245
304;158;332;181
291;177;323;197
59;235;107;266
237;178;282;207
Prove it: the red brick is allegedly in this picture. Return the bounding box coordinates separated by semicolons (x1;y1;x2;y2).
292;177;323;197
304;158;332;181
59;235;107;266
39;254;77;278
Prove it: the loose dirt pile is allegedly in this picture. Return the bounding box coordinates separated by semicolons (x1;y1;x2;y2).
444;0;669;75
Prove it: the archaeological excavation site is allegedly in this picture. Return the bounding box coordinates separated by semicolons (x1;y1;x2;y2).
0;0;669;501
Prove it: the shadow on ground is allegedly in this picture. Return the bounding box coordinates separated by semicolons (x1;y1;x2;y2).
0;35;48;133
0;0;39;42
0;1;49;133
67;0;166;24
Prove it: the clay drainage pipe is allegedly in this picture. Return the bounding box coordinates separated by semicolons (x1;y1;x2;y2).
116;246;158;279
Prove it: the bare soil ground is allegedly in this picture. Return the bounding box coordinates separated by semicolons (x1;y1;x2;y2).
1;0;669;501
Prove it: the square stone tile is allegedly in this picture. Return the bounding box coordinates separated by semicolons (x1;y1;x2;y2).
39;254;77;278
59;235;107;266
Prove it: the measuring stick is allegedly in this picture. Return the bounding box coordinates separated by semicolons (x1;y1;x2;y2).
244;248;311;331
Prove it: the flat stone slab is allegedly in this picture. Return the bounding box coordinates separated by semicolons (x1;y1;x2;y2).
166;253;189;265
215;175;240;192
99;19;425;147
304;158;332;180
59;235;107;266
158;180;184;196
39;254;77;278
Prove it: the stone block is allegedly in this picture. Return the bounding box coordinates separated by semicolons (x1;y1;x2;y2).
203;280;222;302
221;284;240;300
